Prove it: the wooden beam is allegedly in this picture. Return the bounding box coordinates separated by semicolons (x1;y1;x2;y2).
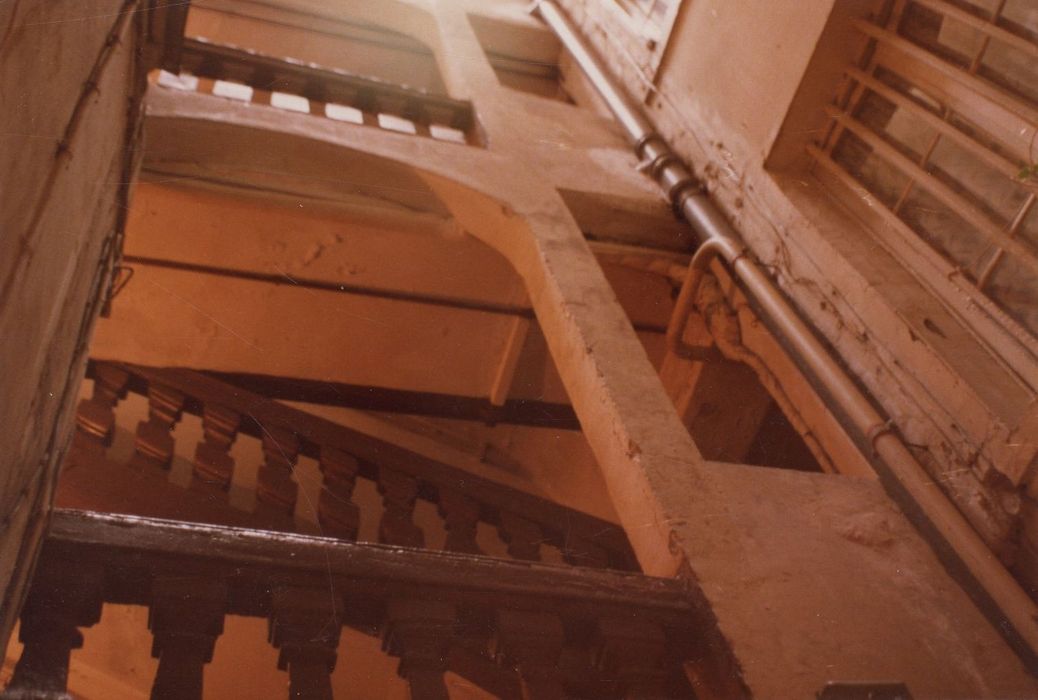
117;255;668;336
121;254;537;319
194;368;581;429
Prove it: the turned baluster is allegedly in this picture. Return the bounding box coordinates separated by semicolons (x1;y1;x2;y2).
255;426;300;530
192;404;240;493
498;512;543;561
269;586;342;700
438;488;483;555
73;364;129;456
133;383;185;470
317;447;361;540
384;600;456;700
594;618;669;699
4;561;103;700
377;467;425;548
561;537;610;569
148;579;227;700
493;610;567;700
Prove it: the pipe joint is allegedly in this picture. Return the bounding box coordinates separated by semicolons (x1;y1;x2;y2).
866;419;897;456
648;152;683;179
634;132;668;159
670;179;707;216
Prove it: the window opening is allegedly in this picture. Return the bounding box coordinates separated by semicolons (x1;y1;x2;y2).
468;13;573;102
810;0;1038;338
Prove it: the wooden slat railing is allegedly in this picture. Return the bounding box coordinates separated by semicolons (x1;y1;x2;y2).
810;0;1038;345
3;510;699;700
168;37;480;144
69;360;640;572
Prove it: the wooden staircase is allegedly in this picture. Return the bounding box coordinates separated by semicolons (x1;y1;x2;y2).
3;362;709;698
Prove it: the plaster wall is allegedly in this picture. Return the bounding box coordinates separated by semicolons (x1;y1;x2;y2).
0;0;146;659
86;176;663;527
657;0;837;162
91;183;525;398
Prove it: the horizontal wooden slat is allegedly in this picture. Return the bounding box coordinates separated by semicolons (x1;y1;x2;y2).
910;0;1038;62
823;106;1038;277
872;41;1035;162
845;66;1020;180
855;19;1038;127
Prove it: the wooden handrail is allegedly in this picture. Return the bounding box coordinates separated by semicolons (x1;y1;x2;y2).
48;510;686;618
4;509;698;699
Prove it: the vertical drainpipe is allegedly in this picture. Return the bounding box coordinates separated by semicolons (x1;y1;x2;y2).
533;0;1038;674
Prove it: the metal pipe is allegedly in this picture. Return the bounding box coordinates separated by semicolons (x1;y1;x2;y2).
665;237;744;358
535;2;654;147
534;0;1038;670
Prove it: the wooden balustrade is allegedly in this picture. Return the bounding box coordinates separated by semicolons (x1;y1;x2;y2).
68;360;640;572
3;510;700;700
172;38;479;144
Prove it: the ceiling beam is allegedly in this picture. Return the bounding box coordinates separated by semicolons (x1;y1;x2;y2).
198;369;582;430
